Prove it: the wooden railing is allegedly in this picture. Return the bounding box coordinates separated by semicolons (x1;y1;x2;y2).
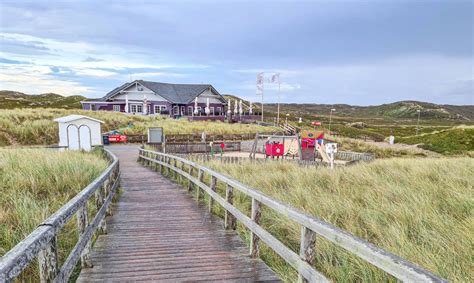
138;148;447;283
0;150;120;283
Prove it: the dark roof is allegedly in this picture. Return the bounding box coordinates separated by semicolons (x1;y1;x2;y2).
101;80;226;104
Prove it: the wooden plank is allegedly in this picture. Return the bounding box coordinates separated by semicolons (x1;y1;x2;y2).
77;146;279;282
225;184;236;230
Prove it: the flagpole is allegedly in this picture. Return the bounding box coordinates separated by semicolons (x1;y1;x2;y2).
277;79;280;125
261;87;264;122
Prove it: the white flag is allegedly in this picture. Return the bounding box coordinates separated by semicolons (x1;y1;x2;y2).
256;72;264;95
271;73;280;84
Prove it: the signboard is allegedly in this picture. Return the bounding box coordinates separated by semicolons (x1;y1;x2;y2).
148;127;164;143
301;130;324;148
325;143;338;154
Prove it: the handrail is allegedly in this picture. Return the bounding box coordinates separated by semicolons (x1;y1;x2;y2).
0;149;120;283
138;148;447;283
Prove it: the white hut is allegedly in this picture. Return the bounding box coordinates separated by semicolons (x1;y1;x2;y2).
54;115;104;151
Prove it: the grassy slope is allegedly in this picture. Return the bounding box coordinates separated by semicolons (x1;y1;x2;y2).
397;127;474;155
196;158;473;282
0;148;109;280
0;91;85;109
0;108;279;146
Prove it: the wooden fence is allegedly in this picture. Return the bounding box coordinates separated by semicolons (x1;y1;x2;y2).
0;150;120;283
138;149;447;283
178;154;326;167
124;132;279;144
335;151;375;161
148;142;241;154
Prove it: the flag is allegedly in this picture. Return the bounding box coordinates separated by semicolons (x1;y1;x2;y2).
271;73;280;84
256;72;264;95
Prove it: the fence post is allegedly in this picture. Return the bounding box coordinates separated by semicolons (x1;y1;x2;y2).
298;226;317;283
76;204;93;268
95;184;107;234
225;184;236;230
180;161;185;183
196;169;203;201
250;198;261;258
188;166;194;191
38;236;58;283
209;176;217;213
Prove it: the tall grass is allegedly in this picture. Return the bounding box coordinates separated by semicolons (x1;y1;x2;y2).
0;148;109;280
196;158;473;282
0;108;278;146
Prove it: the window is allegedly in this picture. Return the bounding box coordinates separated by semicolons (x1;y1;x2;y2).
216;107;221;115
90;104;96;111
130;104;143;113
173;106;179;115
187;106;193;116
181;106;185;116
113;105;121;112
197;106;202;116
137;85;144;91
210;107;214;116
154;105;167;114
147;105;151;114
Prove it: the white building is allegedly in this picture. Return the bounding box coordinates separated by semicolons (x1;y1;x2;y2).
54;115;103;151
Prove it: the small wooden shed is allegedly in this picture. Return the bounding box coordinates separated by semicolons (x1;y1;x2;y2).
54;115;104;151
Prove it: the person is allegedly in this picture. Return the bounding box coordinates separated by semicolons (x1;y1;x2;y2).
201;131;206;143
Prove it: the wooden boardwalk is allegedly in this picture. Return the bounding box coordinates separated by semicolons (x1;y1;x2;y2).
77;145;280;282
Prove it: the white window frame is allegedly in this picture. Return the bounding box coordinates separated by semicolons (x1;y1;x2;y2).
180;106;185;116
216;107;221;115
197;106;202;116
147;105;151;114
173;106;179;115
113;105;121;112
210;107;215;116
130;104;143;113
187;106;193;116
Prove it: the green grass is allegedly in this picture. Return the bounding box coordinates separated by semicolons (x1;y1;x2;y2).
0;148;109;280
188;158;474;282
398;127;474;155
0;108;279;146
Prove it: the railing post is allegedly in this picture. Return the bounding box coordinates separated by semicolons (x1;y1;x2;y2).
95;184;107;234
196;169;203;201
298;226;317;283
76;204;93;268
180;161;185;183
250;198;261;258
225;184;236;230
209;176;217;213
38;236;58;283
188;166;194;191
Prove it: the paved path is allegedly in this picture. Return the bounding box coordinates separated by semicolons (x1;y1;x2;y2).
77;145;280;282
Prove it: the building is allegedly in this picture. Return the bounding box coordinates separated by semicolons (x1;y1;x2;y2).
54;115;103;151
81;80;227;120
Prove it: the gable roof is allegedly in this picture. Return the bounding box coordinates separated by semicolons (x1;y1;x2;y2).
101;80;226;104
54;115;104;124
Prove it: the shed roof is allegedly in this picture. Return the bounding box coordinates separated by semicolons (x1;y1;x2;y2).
54;115;104;124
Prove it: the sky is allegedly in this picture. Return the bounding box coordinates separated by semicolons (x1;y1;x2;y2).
0;0;472;105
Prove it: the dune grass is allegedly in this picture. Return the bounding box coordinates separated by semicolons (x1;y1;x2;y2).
0;108;278;146
0;148;109;280
191;158;474;282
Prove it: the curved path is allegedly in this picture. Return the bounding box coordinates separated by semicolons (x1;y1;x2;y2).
77;145;280;282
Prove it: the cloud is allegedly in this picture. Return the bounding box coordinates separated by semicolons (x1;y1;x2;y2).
82;56;105;62
0;57;28;64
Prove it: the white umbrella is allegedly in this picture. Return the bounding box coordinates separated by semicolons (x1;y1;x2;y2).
124;95;129;113
205;97;210;115
239;100;243;115
194;97;198;115
227;99;231;116
143;95;148;115
249;101;253;115
234;99;238;114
